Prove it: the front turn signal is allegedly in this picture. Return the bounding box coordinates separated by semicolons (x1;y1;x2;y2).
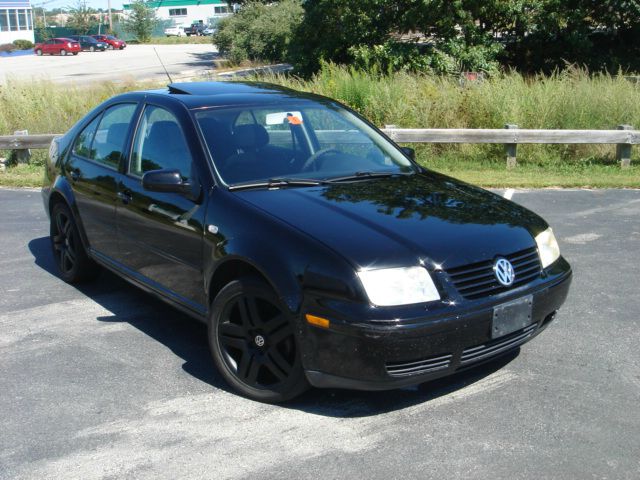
305;314;330;329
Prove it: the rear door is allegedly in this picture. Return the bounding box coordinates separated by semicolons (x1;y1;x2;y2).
116;100;208;312
65;102;139;260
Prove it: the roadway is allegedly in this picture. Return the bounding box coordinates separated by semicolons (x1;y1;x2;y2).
0;187;639;479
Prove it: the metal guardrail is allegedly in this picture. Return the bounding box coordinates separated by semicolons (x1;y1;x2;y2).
0;124;637;168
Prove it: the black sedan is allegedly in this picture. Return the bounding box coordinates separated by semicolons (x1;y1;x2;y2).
42;82;572;402
68;35;107;52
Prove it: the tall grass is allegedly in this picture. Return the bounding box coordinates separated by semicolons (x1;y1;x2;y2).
1;66;639;187
259;64;640;166
0;78;161;136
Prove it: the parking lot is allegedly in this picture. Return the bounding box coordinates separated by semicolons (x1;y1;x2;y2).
0;44;218;84
1;187;639;479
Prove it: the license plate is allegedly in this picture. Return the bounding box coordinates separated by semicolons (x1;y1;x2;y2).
492;295;533;339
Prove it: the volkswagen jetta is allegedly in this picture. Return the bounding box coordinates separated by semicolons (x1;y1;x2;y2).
42;82;572;402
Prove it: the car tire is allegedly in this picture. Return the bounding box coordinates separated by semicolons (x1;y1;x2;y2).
35;49;42;56
108;44;114;50
72;52;78;55
60;49;66;56
208;276;309;403
90;46;95;52
50;202;100;284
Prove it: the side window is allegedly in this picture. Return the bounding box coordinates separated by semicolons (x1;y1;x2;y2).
91;103;137;169
72;115;101;159
130;105;193;180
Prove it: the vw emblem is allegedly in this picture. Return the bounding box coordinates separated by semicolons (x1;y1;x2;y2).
254;335;265;347
493;258;515;286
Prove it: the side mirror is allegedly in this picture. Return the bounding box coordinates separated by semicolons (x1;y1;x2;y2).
142;169;192;195
401;147;416;161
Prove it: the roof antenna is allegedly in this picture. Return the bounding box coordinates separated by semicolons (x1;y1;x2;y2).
153;47;174;84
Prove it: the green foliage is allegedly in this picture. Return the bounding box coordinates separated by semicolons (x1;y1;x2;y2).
213;0;303;64
12;39;34;50
67;0;98;34
122;0;157;43
290;0;405;75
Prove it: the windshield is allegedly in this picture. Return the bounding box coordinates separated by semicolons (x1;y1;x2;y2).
195;101;416;186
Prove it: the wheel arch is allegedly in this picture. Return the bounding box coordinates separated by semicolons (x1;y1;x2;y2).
207;256;298;314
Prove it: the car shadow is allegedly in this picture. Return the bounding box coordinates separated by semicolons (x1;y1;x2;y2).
28;235;521;418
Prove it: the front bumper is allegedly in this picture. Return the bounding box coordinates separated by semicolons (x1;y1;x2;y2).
300;258;572;391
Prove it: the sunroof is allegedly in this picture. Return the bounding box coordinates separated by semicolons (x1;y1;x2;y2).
168;82;266;96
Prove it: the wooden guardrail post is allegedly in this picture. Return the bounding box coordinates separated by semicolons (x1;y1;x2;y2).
616;125;633;168
505;124;518;168
12;130;31;164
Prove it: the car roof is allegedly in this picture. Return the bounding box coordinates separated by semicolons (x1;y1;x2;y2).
143;81;332;109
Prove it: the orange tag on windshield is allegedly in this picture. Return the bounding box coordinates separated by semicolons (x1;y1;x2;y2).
287;114;303;125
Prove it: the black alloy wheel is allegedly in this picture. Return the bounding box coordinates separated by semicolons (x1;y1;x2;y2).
50;202;99;283
209;276;308;402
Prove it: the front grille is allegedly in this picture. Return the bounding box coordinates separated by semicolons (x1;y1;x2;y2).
446;247;542;300
460;324;537;366
386;353;453;378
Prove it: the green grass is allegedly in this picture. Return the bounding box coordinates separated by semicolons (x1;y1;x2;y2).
2;66;639;188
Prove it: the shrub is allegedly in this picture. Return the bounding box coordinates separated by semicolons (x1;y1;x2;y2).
213;0;303;65
0;43;15;53
12;39;34;50
349;42;459;76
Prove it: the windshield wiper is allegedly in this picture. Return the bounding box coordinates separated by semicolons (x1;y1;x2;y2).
228;178;328;191
325;171;412;183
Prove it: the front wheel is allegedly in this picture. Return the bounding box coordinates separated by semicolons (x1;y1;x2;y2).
208;276;308;403
72;52;78;55
60;49;66;56
90;46;95;52
50;202;100;283
35;49;42;56
108;44;114;50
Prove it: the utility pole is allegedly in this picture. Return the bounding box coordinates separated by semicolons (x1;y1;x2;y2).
107;0;112;32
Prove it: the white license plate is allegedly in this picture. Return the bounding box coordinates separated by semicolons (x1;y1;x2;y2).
492;295;533;339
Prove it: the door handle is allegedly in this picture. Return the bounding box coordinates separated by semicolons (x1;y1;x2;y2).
70;169;80;181
117;190;132;204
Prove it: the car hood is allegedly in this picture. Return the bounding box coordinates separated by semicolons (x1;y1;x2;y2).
234;172;547;270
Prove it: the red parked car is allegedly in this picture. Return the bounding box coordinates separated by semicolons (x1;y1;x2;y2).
90;34;126;50
34;38;81;56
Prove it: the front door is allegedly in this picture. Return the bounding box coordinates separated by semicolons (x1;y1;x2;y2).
66;102;138;260
116;103;207;313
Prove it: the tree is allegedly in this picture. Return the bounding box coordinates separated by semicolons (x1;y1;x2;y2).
123;0;157;43
67;0;98;34
214;0;303;64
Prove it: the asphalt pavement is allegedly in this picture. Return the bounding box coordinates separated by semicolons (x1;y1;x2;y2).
0;44;218;84
0;187;639;479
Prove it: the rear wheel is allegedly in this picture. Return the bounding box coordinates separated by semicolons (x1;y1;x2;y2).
72;52;78;55
50;202;100;283
209;276;308;403
108;44;114;50
90;46;95;52
35;49;42;56
60;49;67;56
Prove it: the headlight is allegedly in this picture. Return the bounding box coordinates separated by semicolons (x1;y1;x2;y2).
357;266;440;306
535;227;560;268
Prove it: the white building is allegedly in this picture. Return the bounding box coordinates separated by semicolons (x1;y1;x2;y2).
0;0;35;44
124;0;233;29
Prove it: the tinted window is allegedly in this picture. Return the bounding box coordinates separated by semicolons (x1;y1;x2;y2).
91;103;137;169
130;105;193;180
73;115;100;159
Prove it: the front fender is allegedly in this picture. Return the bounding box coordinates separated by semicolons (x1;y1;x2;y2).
203;188;358;315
